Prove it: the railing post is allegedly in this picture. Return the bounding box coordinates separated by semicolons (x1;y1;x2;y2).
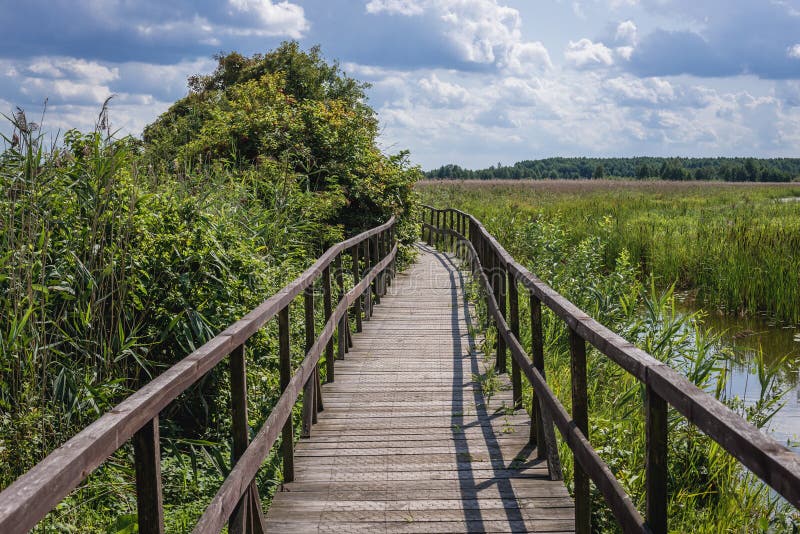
487;249;506;374
646;384;668;534
422;208;433;245
381;228;390;293
569;327;590;534
469;219;477;274
322;266;334;382
375;232;383;299
302;287;315;438
496;256;507;374
387;225;395;288
508;273;522;409
279;305;294;483
133;417;164;534
435;210;441;248
335;254;346;361
422;207;428;244
352;245;363;332
229;344;266;534
448;210;454;250
372;234;381;304
378;231;386;296
457;213;465;259
530;293;563;481
364;238;372;320
421;207;427;242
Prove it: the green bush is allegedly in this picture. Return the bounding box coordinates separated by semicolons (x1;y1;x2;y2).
0;42;421;532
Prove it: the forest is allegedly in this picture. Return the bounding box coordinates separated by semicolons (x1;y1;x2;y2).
427;156;800;182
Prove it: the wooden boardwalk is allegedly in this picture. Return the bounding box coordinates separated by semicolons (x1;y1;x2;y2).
266;245;575;533
5;212;797;534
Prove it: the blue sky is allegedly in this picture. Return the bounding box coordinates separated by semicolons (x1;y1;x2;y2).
1;0;799;168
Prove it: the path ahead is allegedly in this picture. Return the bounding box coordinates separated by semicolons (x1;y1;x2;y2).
265;245;575;533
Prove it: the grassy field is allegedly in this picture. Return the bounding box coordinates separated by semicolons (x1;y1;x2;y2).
420;179;800;323
419;179;800;532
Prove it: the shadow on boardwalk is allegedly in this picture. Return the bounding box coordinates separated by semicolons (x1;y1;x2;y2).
265;244;575;533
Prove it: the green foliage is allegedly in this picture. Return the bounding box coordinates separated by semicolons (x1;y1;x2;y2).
422;180;800;323
422;182;799;531
143;42;421;237
0;42;421;532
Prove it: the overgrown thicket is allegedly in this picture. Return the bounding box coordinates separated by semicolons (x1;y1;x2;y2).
0;43;420;532
423;184;799;532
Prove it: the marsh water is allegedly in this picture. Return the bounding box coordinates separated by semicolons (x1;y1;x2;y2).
681;303;800;454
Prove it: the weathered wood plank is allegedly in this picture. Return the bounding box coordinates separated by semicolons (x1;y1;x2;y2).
264;247;575;532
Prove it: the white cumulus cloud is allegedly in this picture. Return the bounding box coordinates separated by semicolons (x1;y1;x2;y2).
615;20;638;44
565;39;615;68
364;0;551;73
503;42;553;74
365;0;425;16
418;74;470;107
227;0;309;38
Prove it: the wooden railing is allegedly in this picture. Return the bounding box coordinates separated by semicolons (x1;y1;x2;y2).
422;205;800;534
0;217;397;534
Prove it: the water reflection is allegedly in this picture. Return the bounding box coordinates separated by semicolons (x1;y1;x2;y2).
686;304;800;453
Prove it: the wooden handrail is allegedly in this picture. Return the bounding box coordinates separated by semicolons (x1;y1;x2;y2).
421;204;800;533
0;217;397;534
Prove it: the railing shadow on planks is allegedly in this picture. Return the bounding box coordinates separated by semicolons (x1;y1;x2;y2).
0;217;397;534
421;204;800;534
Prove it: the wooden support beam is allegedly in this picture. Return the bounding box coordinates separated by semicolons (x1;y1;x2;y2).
322;266;334;381
302;288;315;439
508;275;522;409
646;384;668;534
278;306;294;483
133;417;164;534
352;245;363;333
530;293;563;481
229;344;266;534
569;328;590;534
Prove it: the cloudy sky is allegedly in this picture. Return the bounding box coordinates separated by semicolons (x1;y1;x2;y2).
2;0;799;168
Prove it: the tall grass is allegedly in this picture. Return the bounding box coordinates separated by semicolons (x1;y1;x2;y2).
0;111;351;531
423;182;799;531
421;179;800;323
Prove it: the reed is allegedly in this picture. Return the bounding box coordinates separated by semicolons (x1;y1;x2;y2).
421;181;800;531
420;179;800;323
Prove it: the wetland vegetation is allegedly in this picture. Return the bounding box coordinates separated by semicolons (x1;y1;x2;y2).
0;43;419;532
421;179;800;531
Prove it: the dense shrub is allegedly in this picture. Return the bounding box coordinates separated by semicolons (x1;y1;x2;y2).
0;43;421;531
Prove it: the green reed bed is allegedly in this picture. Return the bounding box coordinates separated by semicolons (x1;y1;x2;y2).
422;181;799;531
421;179;800;323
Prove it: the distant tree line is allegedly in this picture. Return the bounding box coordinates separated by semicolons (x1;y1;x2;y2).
426;157;800;182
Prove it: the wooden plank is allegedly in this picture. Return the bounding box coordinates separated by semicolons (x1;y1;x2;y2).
264;247;575;532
